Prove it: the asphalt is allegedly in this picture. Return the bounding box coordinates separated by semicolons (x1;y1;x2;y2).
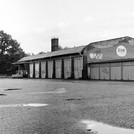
0;78;134;134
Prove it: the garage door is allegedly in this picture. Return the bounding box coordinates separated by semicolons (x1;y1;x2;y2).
41;62;46;78
29;63;34;78
100;64;110;80
110;63;121;80
48;61;53;78
55;60;62;78
74;57;83;79
64;58;71;79
123;62;134;80
35;62;39;78
90;64;99;79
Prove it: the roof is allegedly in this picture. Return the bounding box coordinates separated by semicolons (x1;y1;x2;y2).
89;36;134;48
17;45;86;63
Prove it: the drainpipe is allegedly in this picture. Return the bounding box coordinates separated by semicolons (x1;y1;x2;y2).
79;51;87;79
79;51;83;57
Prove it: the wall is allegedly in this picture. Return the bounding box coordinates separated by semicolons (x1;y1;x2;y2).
84;37;134;64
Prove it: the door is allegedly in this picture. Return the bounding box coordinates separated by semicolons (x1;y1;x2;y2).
123;62;134;80
29;63;34;78
35;62;39;78
110;63;121;80
74;57;83;79
100;64;110;80
48;61;53;78
55;60;62;78
41;62;46;78
90;64;99;79
64;58;71;79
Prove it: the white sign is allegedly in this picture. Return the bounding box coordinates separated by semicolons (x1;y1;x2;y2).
89;53;103;60
116;45;127;57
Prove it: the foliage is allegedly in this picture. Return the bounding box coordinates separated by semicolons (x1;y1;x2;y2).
58;45;69;50
0;30;26;75
38;51;44;54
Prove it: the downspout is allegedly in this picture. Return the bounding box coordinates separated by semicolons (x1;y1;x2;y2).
79;49;87;79
79;51;83;57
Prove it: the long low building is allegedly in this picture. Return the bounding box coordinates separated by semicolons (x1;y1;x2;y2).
15;36;134;81
15;38;87;79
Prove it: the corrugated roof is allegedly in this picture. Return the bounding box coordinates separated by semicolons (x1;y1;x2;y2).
89;36;134;48
18;45;86;63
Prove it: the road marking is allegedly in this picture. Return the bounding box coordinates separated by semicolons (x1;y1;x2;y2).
0;103;48;108
80;119;134;134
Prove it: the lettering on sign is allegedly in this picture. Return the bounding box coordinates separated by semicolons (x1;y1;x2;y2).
116;45;127;57
89;53;103;60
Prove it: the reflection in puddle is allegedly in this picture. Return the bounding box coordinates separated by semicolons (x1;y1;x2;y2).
0;103;48;108
81;120;134;134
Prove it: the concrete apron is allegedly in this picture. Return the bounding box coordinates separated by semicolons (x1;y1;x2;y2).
80;120;134;134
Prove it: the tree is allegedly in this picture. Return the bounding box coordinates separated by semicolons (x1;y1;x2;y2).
0;30;26;75
58;45;70;50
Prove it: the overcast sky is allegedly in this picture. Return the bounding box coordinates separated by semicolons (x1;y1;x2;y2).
1;0;134;54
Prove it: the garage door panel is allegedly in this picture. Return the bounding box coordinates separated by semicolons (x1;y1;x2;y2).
48;61;53;78
41;62;46;78
111;66;121;80
35;63;39;78
90;67;99;79
123;66;134;80
74;57;83;79
100;66;110;80
55;60;62;78
30;63;34;78
64;58;71;79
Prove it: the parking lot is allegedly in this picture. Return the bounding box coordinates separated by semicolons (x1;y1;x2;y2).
0;78;134;133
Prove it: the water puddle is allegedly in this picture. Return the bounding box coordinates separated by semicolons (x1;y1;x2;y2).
64;98;84;101
0;103;48;108
4;88;22;91
0;94;6;96
8;88;67;95
80;120;134;134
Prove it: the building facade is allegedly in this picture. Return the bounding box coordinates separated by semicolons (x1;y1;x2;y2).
15;36;134;81
84;36;134;80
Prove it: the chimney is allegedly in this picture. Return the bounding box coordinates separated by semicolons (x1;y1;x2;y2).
51;38;59;52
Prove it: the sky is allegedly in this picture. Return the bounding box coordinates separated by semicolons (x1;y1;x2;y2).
1;0;134;54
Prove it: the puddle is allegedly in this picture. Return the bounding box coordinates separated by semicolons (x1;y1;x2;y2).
0;103;48;108
10;88;67;95
80;120;134;134
4;88;21;91
65;98;84;101
0;94;6;96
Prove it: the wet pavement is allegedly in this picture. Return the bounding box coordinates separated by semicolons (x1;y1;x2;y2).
0;78;134;133
80;120;134;134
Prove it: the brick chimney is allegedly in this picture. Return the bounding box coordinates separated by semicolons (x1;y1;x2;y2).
51;38;59;52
